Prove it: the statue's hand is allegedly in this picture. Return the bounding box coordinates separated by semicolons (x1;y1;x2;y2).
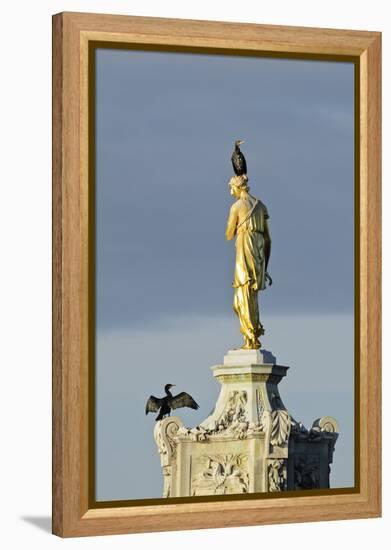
265;271;273;286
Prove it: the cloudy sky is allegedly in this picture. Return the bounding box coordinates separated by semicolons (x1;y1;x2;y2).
95;48;355;501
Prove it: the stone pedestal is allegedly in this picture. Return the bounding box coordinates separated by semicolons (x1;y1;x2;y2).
154;349;339;497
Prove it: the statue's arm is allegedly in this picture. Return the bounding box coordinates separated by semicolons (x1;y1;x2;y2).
226;204;238;241
264;218;272;270
264;218;273;286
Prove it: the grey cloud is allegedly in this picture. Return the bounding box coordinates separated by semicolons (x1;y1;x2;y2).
96;48;354;330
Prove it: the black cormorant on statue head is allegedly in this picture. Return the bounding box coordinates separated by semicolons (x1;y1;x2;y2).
231;139;247;176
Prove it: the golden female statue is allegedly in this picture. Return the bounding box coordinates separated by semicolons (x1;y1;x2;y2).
226;174;272;349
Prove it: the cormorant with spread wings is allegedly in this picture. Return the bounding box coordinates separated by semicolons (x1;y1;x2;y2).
145;384;199;421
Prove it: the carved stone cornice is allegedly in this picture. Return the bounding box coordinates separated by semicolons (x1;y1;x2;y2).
215;373;272;383
212;362;289;384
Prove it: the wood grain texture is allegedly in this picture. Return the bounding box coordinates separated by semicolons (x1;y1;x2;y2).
65;11;378;55
52;12;63;537
52;11;382;537
361;34;382;515
53;12;85;536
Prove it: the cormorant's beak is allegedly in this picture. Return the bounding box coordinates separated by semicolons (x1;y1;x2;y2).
239;140;245;144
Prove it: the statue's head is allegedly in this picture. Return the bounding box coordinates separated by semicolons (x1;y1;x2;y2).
228;174;249;198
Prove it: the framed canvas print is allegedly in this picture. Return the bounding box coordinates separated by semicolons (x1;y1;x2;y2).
52;12;381;537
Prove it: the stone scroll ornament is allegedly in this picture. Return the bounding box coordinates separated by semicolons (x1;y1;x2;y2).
153;418;182;498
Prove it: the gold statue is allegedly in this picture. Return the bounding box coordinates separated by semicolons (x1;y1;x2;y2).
226;174;272;349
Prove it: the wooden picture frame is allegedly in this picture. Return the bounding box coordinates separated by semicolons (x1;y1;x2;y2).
52;11;381;537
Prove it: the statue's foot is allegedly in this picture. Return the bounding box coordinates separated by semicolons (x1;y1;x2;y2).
241;337;251;350
241;344;261;350
241;338;261;350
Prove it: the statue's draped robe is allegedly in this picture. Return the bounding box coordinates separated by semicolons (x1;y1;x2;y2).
226;197;269;345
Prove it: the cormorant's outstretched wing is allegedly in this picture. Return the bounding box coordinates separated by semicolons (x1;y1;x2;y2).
145;395;162;414
170;392;199;411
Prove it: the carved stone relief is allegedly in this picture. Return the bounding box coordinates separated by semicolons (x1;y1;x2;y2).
177;390;264;441
268;458;287;492
256;388;264;422
217;390;248;434
162;465;172;498
294;454;320;489
191;454;249;496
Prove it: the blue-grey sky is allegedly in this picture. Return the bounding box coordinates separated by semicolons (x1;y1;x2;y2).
95;49;355;500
